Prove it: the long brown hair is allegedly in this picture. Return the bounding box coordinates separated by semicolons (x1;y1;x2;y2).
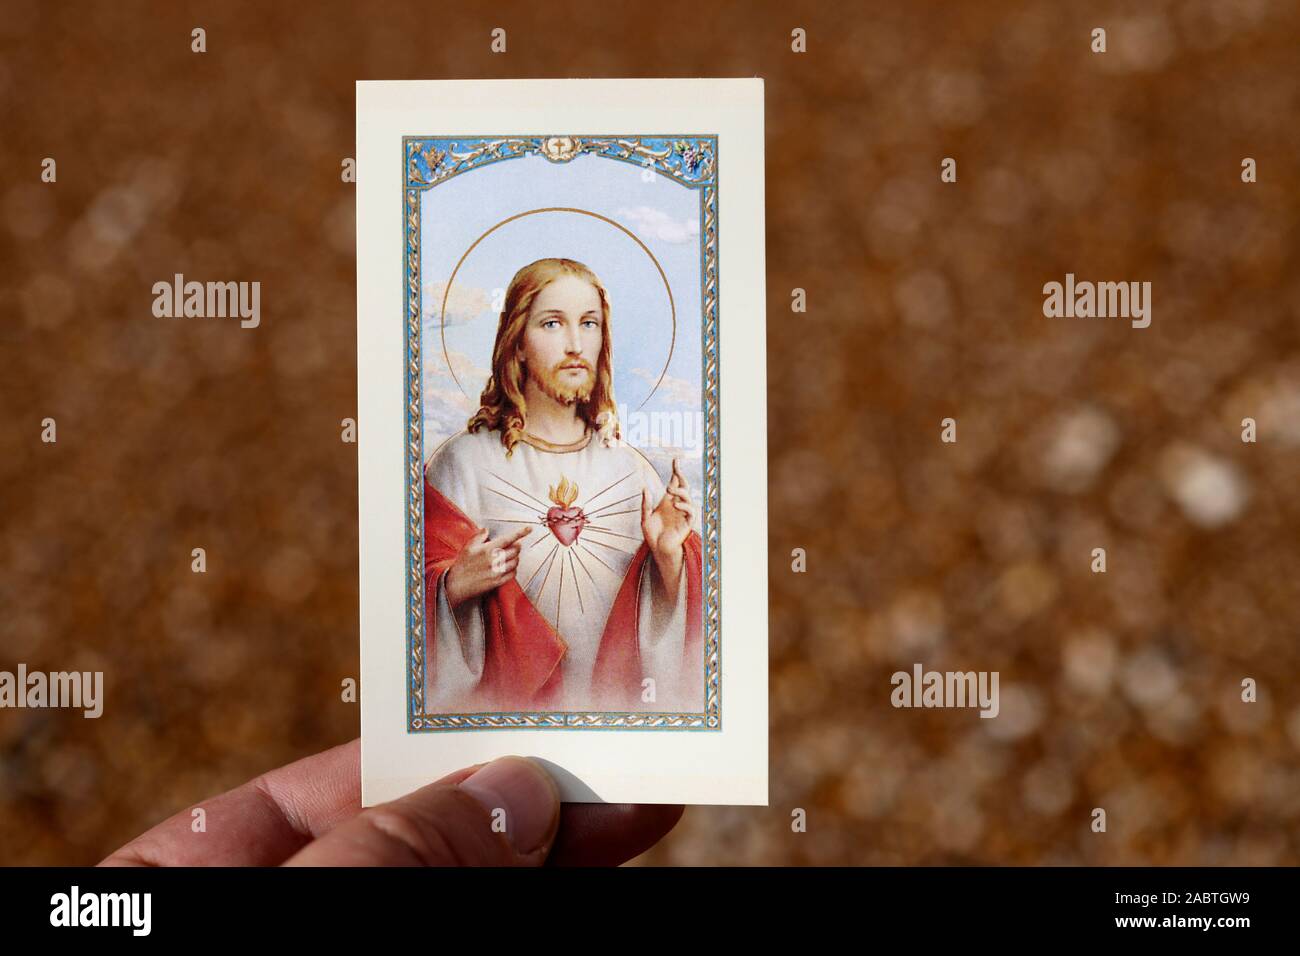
467;258;621;456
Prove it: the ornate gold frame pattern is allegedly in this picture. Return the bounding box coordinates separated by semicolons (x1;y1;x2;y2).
404;134;721;731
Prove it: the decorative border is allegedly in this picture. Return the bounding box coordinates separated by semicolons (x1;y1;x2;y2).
403;135;720;731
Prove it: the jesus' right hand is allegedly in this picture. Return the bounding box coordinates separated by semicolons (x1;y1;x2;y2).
444;525;532;610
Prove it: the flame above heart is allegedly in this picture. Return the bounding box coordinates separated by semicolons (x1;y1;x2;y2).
545;476;587;546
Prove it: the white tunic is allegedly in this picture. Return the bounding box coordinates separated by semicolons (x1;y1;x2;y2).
424;426;692;712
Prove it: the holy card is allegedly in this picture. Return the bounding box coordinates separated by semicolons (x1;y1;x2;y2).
357;79;767;806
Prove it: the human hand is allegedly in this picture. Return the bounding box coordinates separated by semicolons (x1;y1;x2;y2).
99;739;683;866
445;525;531;610
641;458;695;586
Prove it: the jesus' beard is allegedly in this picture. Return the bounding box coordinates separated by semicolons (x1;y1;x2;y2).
530;360;595;406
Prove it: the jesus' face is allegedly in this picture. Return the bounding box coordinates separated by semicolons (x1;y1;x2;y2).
517;273;604;406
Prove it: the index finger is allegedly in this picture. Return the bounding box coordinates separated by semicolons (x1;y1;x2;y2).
490;524;534;548
669;458;688;490
98;739;369;866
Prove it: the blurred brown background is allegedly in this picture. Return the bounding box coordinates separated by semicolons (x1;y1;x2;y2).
2;0;1299;865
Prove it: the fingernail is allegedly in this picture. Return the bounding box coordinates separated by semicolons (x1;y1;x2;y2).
460;756;559;855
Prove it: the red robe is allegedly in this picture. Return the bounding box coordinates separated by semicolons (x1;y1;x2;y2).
424;477;704;711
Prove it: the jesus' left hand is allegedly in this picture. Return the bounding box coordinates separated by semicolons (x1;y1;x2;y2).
640;457;696;590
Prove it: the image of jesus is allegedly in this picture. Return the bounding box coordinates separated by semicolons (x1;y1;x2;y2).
423;257;705;714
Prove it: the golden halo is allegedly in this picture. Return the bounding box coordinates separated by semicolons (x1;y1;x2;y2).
438;207;677;411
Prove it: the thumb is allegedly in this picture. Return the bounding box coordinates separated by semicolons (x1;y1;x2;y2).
641;486;652;525
283;756;560;866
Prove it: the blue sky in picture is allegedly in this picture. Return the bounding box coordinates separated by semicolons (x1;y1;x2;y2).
418;147;707;488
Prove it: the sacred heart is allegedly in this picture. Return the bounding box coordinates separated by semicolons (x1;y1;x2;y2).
545;475;588;547
546;505;587;546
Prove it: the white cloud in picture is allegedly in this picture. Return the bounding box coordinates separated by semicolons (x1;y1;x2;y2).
616;205;700;245
422;279;493;329
631;367;698;406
